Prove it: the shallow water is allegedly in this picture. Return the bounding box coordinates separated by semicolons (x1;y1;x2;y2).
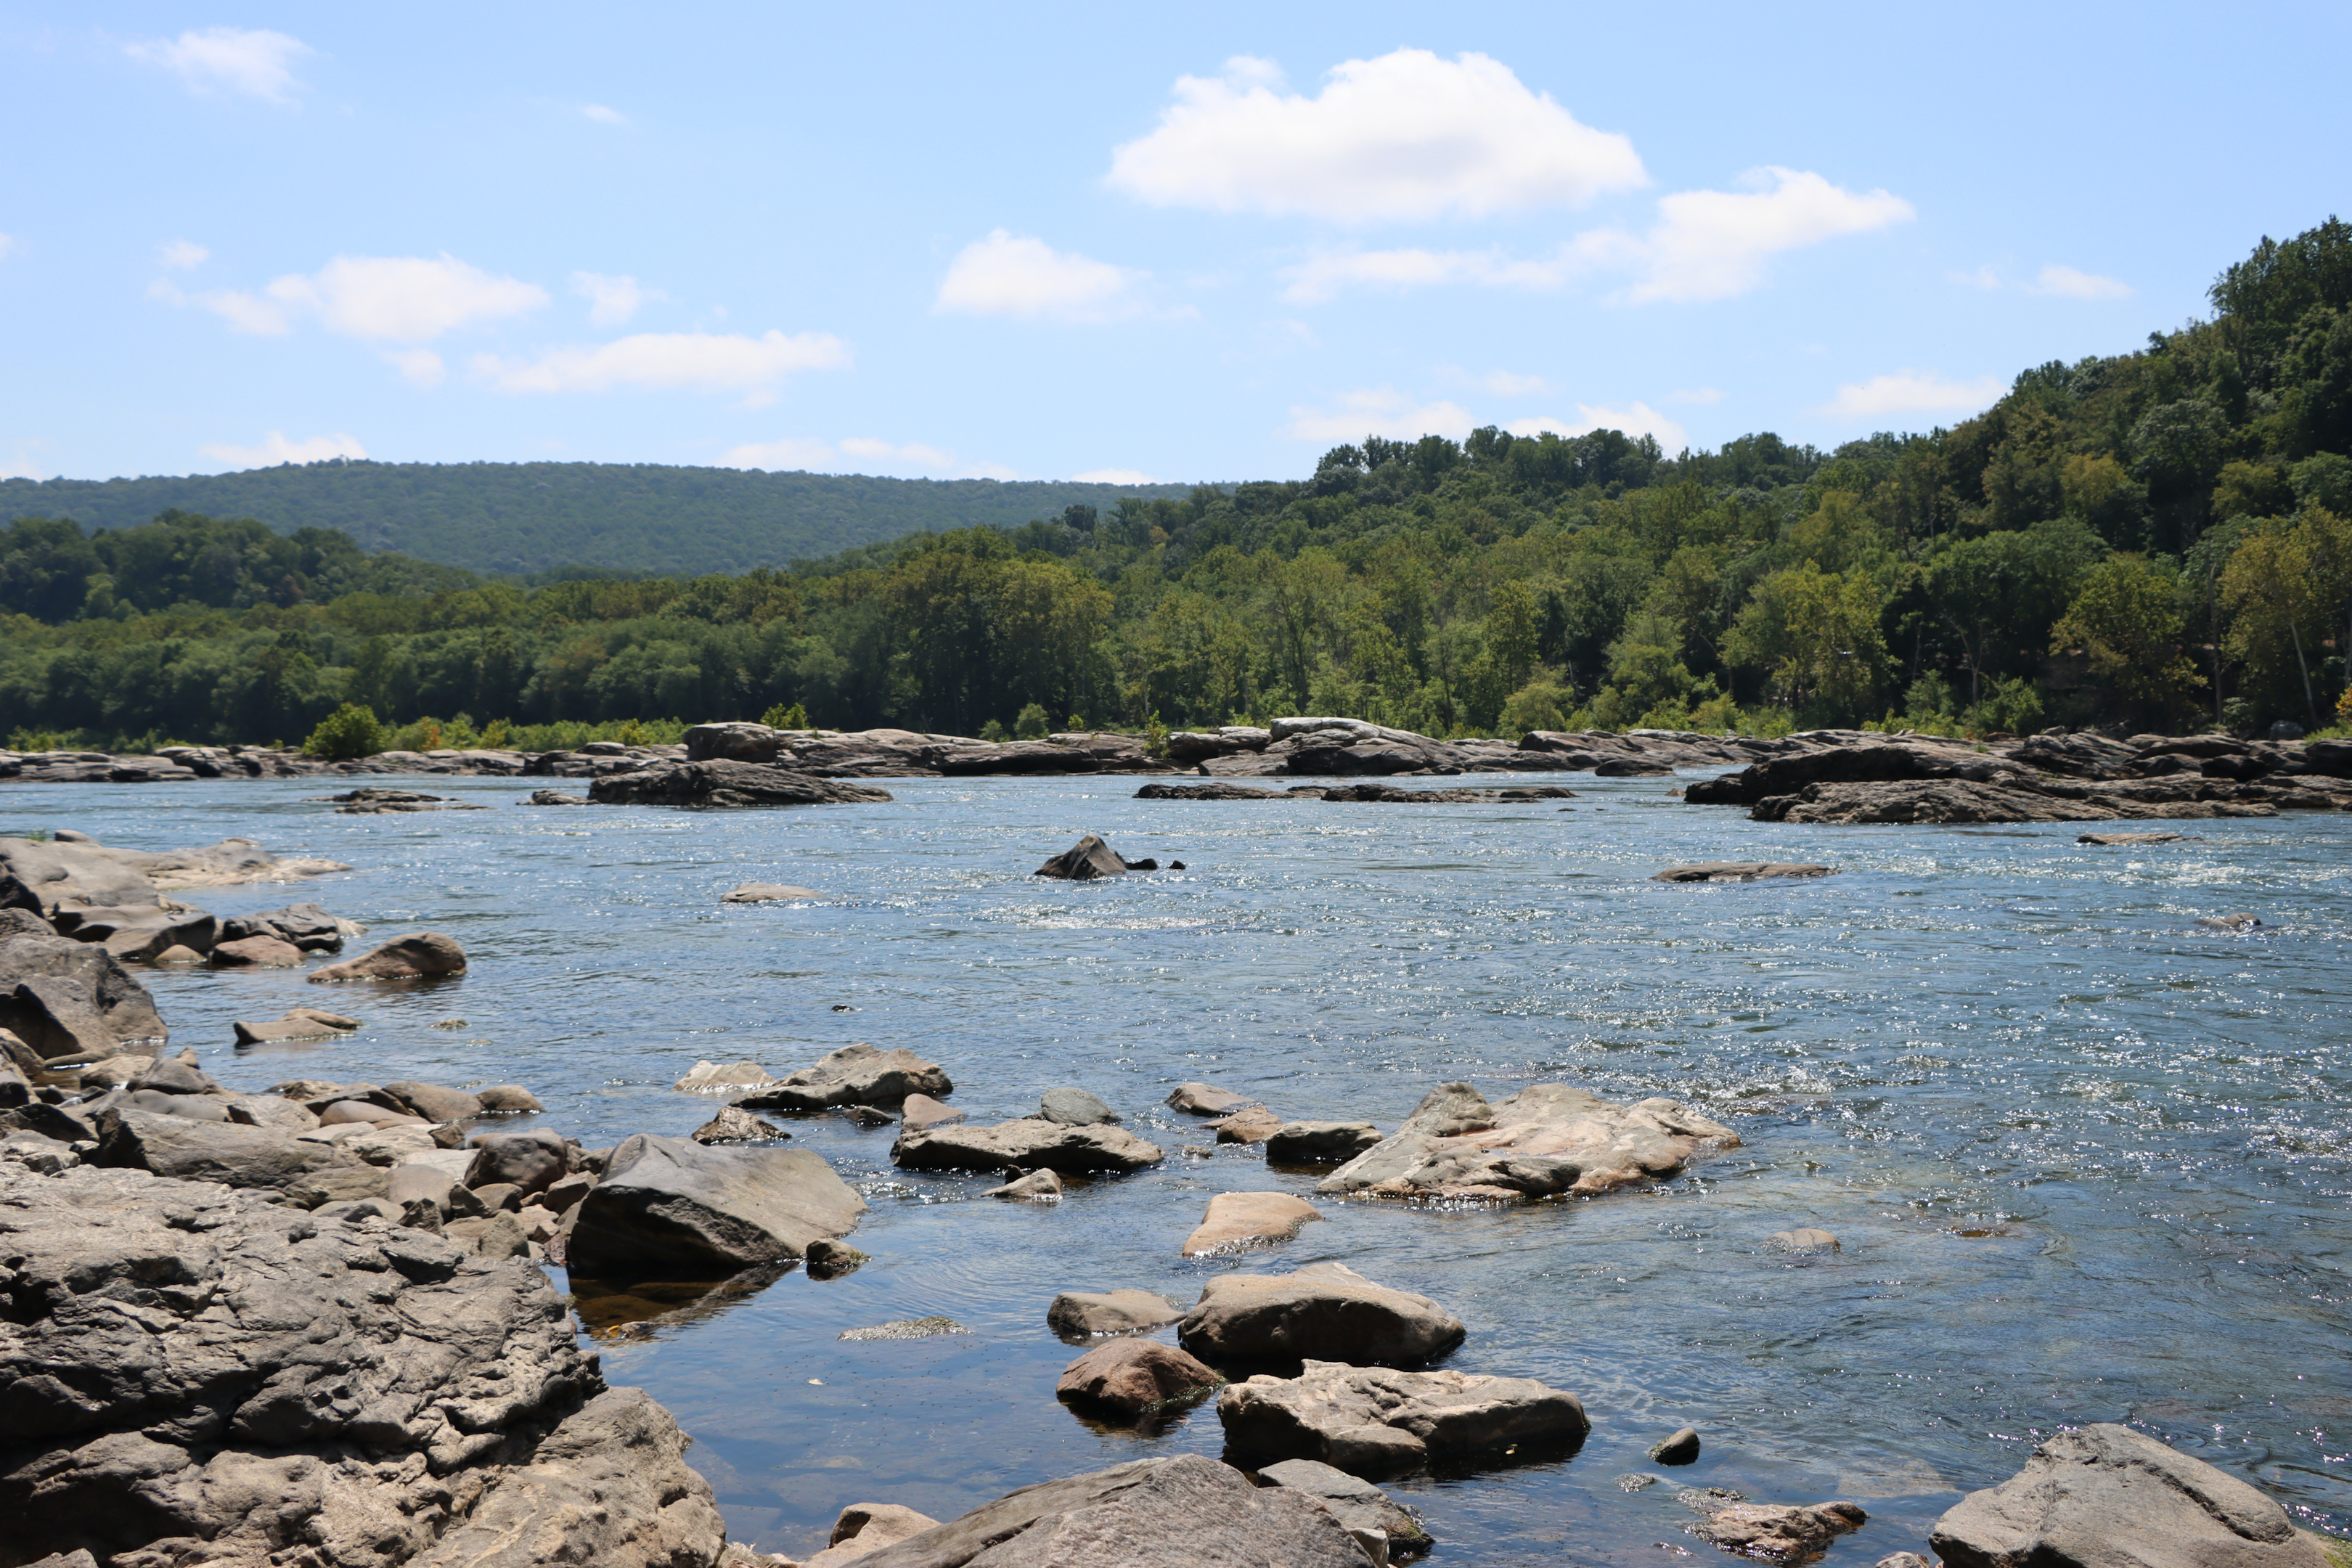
9;772;2351;1564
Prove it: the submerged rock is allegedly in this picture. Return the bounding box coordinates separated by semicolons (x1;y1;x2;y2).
1167;1081;1255;1115
1651;862;1837;883
1178;1262;1463;1365
735;1042;952;1111
1316;1081;1736;1202
840;1315;971;1342
674;1058;775;1093
721;882;822;903
565;1133;866;1277
1034;833;1131;880
1689;1499;1867;1559
1218;1360;1589;1478
306;931;468;983
984;1167;1064;1201
893;1117;1165;1175
1056;1339;1223;1416
1047;1289;1183;1339
1181;1191;1325;1257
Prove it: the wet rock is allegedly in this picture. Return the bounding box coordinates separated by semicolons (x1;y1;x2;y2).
1768;1228;1840;1254
984;1168;1064;1201
1218;1360;1588;1478
722;882;822;902
805;1237;867;1279
127;1055;221;1096
1930;1422;2334;1568
2079;831;2187;846
804;1503;944;1568
1317;1081;1737;1202
840;1315;971;1341
1047;1289;1183;1339
209;933;305;968
1181;1191;1325;1257
1267;1122;1383;1162
1689;1499;1867;1559
1212;1107;1286;1143
1033;833;1130;880
676;1058;776;1093
524;788;592;805
735;1042;952;1111
567;1133;866;1277
1167;1081;1254;1115
844;1453;1371;1568
1876;1556;1936;1568
893;1116;1165;1175
693;1106;788;1143
2196;913;2263;932
90;1107;360;1190
899;1093;965;1132
382;1079;483;1122
233;1007;363;1045
465;1129;571;1197
588;758;894;807
1651;1427;1702;1465
1178;1262;1463;1365
837;1103;893;1129
1057;1339;1222;1416
1257;1459;1433;1561
219;901;348;952
476;1084;542;1114
1038;1085;1119;1125
0;931;168;1058
1651;862;1837;883
306;930;467;982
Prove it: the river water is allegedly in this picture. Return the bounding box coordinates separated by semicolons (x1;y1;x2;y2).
9;772;2350;1564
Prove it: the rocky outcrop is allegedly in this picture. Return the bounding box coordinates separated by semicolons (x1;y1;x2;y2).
0;833;347;907
1178;1262;1463;1365
1651;862;1837;883
1135;781;1575;803
848;1453;1375;1568
322;787;491;814
307;931;468;982
1267;1122;1384;1162
0;1162;727;1568
892;1117;1166;1175
1689;1499;1868;1559
1168;1081;1255;1115
588;759;894;807
1257;1459;1433;1563
220;902;350;952
1930;1423;2338;1568
1047;1289;1183;1339
1182;1192;1326;1257
0;931;169;1058
1055;1339;1222;1416
91;1108;364;1190
803;1503;947;1568
1217;1361;1589;1478
1316;1082;1736;1202
565;1133;865;1278
1033;833;1138;880
734;1042;952;1111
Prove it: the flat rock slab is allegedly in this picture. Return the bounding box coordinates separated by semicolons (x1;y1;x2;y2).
1219;1360;1590;1478
1930;1423;2337;1568
674;1058;775;1093
1178;1262;1463;1365
565;1133;865;1278
1038;1086;1119;1125
2079;832;2189;845
306;931;467;982
587;759;894;807
1182;1191;1325;1257
1689;1500;1867;1559
90;1107;359;1190
735;1042;951;1110
1212;1107;1286;1143
233;1009;362;1045
1651;862;1837;882
1267;1122;1384;1162
1167;1081;1254;1115
1056;1339;1222;1416
900;1093;966;1131
847;1453;1373;1568
722;882;822;902
1317;1081;1737;1202
894;1117;1165;1175
1048;1289;1183;1339
1257;1458;1433;1559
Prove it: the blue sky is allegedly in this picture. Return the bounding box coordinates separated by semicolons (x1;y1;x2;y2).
3;3;2346;487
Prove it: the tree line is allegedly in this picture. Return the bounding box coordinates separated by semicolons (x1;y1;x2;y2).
1;219;2348;754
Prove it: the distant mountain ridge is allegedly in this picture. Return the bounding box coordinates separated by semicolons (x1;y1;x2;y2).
0;460;1207;576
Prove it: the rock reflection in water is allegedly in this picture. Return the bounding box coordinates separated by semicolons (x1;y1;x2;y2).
569;1266;788;1340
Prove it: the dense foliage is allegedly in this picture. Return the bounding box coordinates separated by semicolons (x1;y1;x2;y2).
0;463;1199;576
4;221;2349;752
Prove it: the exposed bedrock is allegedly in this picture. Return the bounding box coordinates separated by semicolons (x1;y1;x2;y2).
732;1042;953;1111
892;1117;1165;1175
564;1133;866;1278
587;758;895;807
1315;1082;1736;1202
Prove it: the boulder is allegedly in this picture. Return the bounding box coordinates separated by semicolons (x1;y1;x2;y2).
1257;1459;1433;1562
721;882;822;902
845;1453;1373;1568
893;1117;1165;1175
985;1168;1064;1201
693;1106;788;1143
1177;1262;1463;1365
1930;1422;2336;1568
735;1042;952;1110
383;1079;485;1122
306;931;467;982
1033;833;1129;880
1267;1122;1383;1162
804;1237;867;1280
1316;1082;1737;1201
320;1099;427;1127
674;1058;775;1093
1689;1500;1867;1558
210;933;305;968
224;1094;322;1132
476;1084;543;1114
524;788;592;805
127;1055;221;1095
0;932;168;1058
684;721;785;763
588;759;894;807
1057;1339;1222;1416
89;1108;357;1190
804;1503;946;1568
219;902;348;952
465;1129;571;1197
1047;1289;1183;1339
123;1088;230;1122
1651;1427;1702;1464
1651;862;1837;883
565;1133;866;1278
1218;1360;1589;1478
1181;1192;1325;1257
1038;1085;1119;1125
1167;1081;1254;1115
1212;1107;1286;1143
233;1008;362;1045
899;1093;966;1132
49;899;219;962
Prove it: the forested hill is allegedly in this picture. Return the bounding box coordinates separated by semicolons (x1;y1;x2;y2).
0;463;1204;576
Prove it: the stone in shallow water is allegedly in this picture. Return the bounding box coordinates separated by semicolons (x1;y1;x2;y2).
1257;1458;1433;1560
1650;1426;1702;1464
1167;1080;1254;1115
892;1116;1164;1175
1055;1339;1221;1416
1688;1499;1867;1559
1047;1289;1183;1339
839;1315;971;1342
1767;1228;1840;1254
735;1042;952;1111
1180;1191;1323;1257
692;1106;786;1143
1179;1262;1463;1365
984;1167;1063;1201
1218;1359;1590;1478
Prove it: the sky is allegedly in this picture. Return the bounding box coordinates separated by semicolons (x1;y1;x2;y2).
1;3;2346;488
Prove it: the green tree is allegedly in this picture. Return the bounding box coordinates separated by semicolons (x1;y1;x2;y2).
1723;565;1889;722
2052;555;2202;722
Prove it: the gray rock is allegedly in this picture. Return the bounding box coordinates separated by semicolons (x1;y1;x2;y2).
465;1129;571;1197
126;1056;221;1095
1930;1422;2335;1568
588;758;894;807
1257;1459;1432;1561
525;788;591;805
984;1168;1064;1201
306;930;468;982
219;901;347;952
684;721;784;762
382;1079;485;1122
805;1237;867;1279
0;932;168;1058
847;1453;1374;1568
735;1041;953;1111
693;1106;788;1143
1768;1228;1841;1254
123;1088;232;1122
1651;1426;1702;1464
1266;1122;1383;1162
721;882;822;902
674;1058;775;1093
1317;1081;1737;1202
1689;1500;1868;1558
893;1117;1165;1175
1037;1086;1119;1125
1056;1339;1222;1416
1178;1262;1464;1365
1651;862;1837;882
1167;1081;1254;1115
1047;1289;1183;1339
566;1133;866;1278
90;1108;359;1190
1032;833;1129;880
900;1093;967;1132
1218;1360;1589;1478
804;1503;945;1568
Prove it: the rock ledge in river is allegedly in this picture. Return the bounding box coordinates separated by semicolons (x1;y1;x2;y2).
1317;1081;1736;1202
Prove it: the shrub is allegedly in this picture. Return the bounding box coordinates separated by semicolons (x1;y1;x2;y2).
1014;703;1049;740
979;719;1007;742
303;703;386;760
1145;711;1168;756
1498;675;1572;735
761;701;811;730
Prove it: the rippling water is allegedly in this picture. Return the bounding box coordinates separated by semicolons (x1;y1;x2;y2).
10;772;2351;1564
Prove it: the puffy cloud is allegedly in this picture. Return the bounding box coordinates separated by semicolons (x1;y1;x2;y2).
1620;168;1913;303
1508;401;1688;452
1818;370;2004;420
1072;467;1159;484
158;253;548;342
383;349;446;388
571;271;661;326
197;430;367;469
158;239;208;270
477;330;849;400
1282;388;1476;444
721;435;1012;480
126;28;311;103
1111;50;1644;222
2030;263;2131;300
935;231;1146;322
581;103;627;125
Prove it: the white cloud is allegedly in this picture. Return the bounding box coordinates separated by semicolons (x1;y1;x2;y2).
1282;239;1617;303
2030;263;2131;300
383;349;446;388
1282;388;1476;444
1073;467;1159;484
1508;401;1688;452
1667;386;1723;405
721;435;1013;480
126;27;311;103
0;448;49;481
1952;265;2001;290
157;253;548;342
1622;167;1913;303
571;271;661;327
935;230;1147;322
158;239;208;270
481;330;850;399
1818;370;2004;421
581;103;627;126
1482;370;1554;396
197;430;366;469
1111;49;1645;222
